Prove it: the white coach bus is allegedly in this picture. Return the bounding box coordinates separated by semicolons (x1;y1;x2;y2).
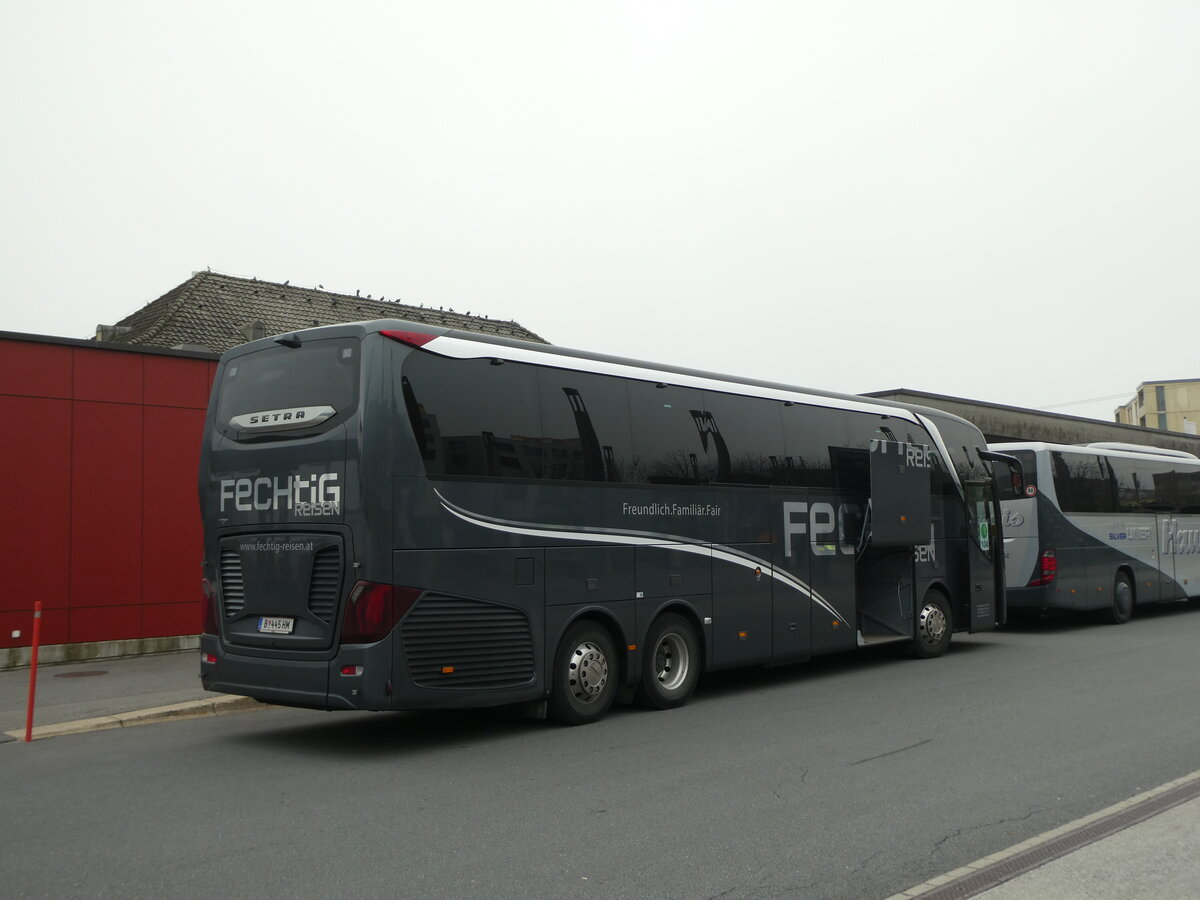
990;442;1200;623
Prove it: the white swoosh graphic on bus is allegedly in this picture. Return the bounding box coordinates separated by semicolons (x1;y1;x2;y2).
433;490;850;624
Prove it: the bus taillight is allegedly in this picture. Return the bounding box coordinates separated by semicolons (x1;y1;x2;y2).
380;329;437;348
340;582;420;644
201;578;219;635
1027;549;1057;587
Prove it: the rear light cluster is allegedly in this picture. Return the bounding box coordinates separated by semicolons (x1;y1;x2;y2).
340;582;421;644
201;577;219;635
380;329;436;348
1027;549;1057;587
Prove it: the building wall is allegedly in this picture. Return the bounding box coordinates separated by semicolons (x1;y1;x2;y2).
0;333;217;651
1114;379;1200;434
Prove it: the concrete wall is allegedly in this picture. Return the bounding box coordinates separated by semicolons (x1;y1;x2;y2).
864;389;1200;456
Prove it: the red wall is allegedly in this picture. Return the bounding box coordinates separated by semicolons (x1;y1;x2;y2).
0;335;217;649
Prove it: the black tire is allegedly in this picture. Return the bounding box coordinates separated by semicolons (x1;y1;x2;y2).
913;591;952;659
1106;572;1134;625
547;620;618;725
636;613;701;710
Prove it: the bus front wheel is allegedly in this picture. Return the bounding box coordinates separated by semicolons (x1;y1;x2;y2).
1107;572;1134;625
913;591;952;659
548;620;618;725
636;613;701;710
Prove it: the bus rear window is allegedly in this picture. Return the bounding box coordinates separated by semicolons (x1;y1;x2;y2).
216;338;359;438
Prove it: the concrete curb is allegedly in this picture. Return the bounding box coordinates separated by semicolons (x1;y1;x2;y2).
3;694;265;742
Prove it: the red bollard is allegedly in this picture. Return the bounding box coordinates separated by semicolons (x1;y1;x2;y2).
25;600;43;743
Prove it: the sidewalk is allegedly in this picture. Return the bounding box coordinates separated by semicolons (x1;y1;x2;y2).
0;648;256;740
890;768;1200;899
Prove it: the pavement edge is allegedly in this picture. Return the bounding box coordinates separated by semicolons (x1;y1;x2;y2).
3;694;265;742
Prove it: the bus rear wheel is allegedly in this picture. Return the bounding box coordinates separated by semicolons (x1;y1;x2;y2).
913;591;952;659
636;613;701;710
548;620;618;725
1107;572;1134;625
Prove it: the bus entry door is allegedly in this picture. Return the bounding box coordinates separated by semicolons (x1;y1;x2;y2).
964;480;1001;630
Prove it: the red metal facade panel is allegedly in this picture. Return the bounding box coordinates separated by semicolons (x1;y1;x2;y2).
142;407;205;609
0;339;73;399
0;396;71;614
2;337;217;651
143;602;200;639
144;354;215;409
70;605;141;645
69;401;144;616
72;345;143;404
0;608;69;647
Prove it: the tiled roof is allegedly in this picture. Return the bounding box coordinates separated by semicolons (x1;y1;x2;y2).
102;271;547;352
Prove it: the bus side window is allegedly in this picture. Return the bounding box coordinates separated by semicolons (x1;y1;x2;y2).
780;404;846;489
401;355;541;479
698;392;785;485
538;368;633;483
627;381;707;485
1051;452;1118;513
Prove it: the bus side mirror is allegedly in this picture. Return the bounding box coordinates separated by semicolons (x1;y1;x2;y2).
980;450;1023;496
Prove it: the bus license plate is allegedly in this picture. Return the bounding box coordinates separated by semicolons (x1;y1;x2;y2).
258;616;295;635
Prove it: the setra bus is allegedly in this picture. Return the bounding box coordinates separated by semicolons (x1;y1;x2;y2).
199;320;1015;724
990;441;1200;624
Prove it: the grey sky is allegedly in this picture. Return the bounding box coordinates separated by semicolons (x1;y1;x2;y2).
3;2;1197;422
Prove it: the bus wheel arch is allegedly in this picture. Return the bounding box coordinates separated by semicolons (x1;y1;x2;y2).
636;610;703;710
547;616;621;726
1107;570;1135;625
913;588;952;659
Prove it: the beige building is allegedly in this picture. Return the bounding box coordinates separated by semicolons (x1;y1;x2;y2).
1114;379;1200;435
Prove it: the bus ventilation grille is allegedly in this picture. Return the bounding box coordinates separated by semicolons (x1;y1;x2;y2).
307;546;341;622
219;548;245;618
401;596;535;690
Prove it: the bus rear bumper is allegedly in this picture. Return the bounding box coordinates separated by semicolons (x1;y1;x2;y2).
199;634;392;711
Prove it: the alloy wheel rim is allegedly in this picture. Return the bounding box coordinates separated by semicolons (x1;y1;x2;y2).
568;641;609;703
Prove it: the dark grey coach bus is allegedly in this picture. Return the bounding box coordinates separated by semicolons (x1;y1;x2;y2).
199;320;1015;724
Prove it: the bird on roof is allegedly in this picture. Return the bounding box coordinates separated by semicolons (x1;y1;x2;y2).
283;280;289;286
318;284;324;289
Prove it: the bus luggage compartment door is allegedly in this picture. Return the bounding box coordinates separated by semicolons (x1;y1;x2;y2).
867;440;932;547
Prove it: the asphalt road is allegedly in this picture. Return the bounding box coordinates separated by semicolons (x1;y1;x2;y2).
4;601;1199;899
